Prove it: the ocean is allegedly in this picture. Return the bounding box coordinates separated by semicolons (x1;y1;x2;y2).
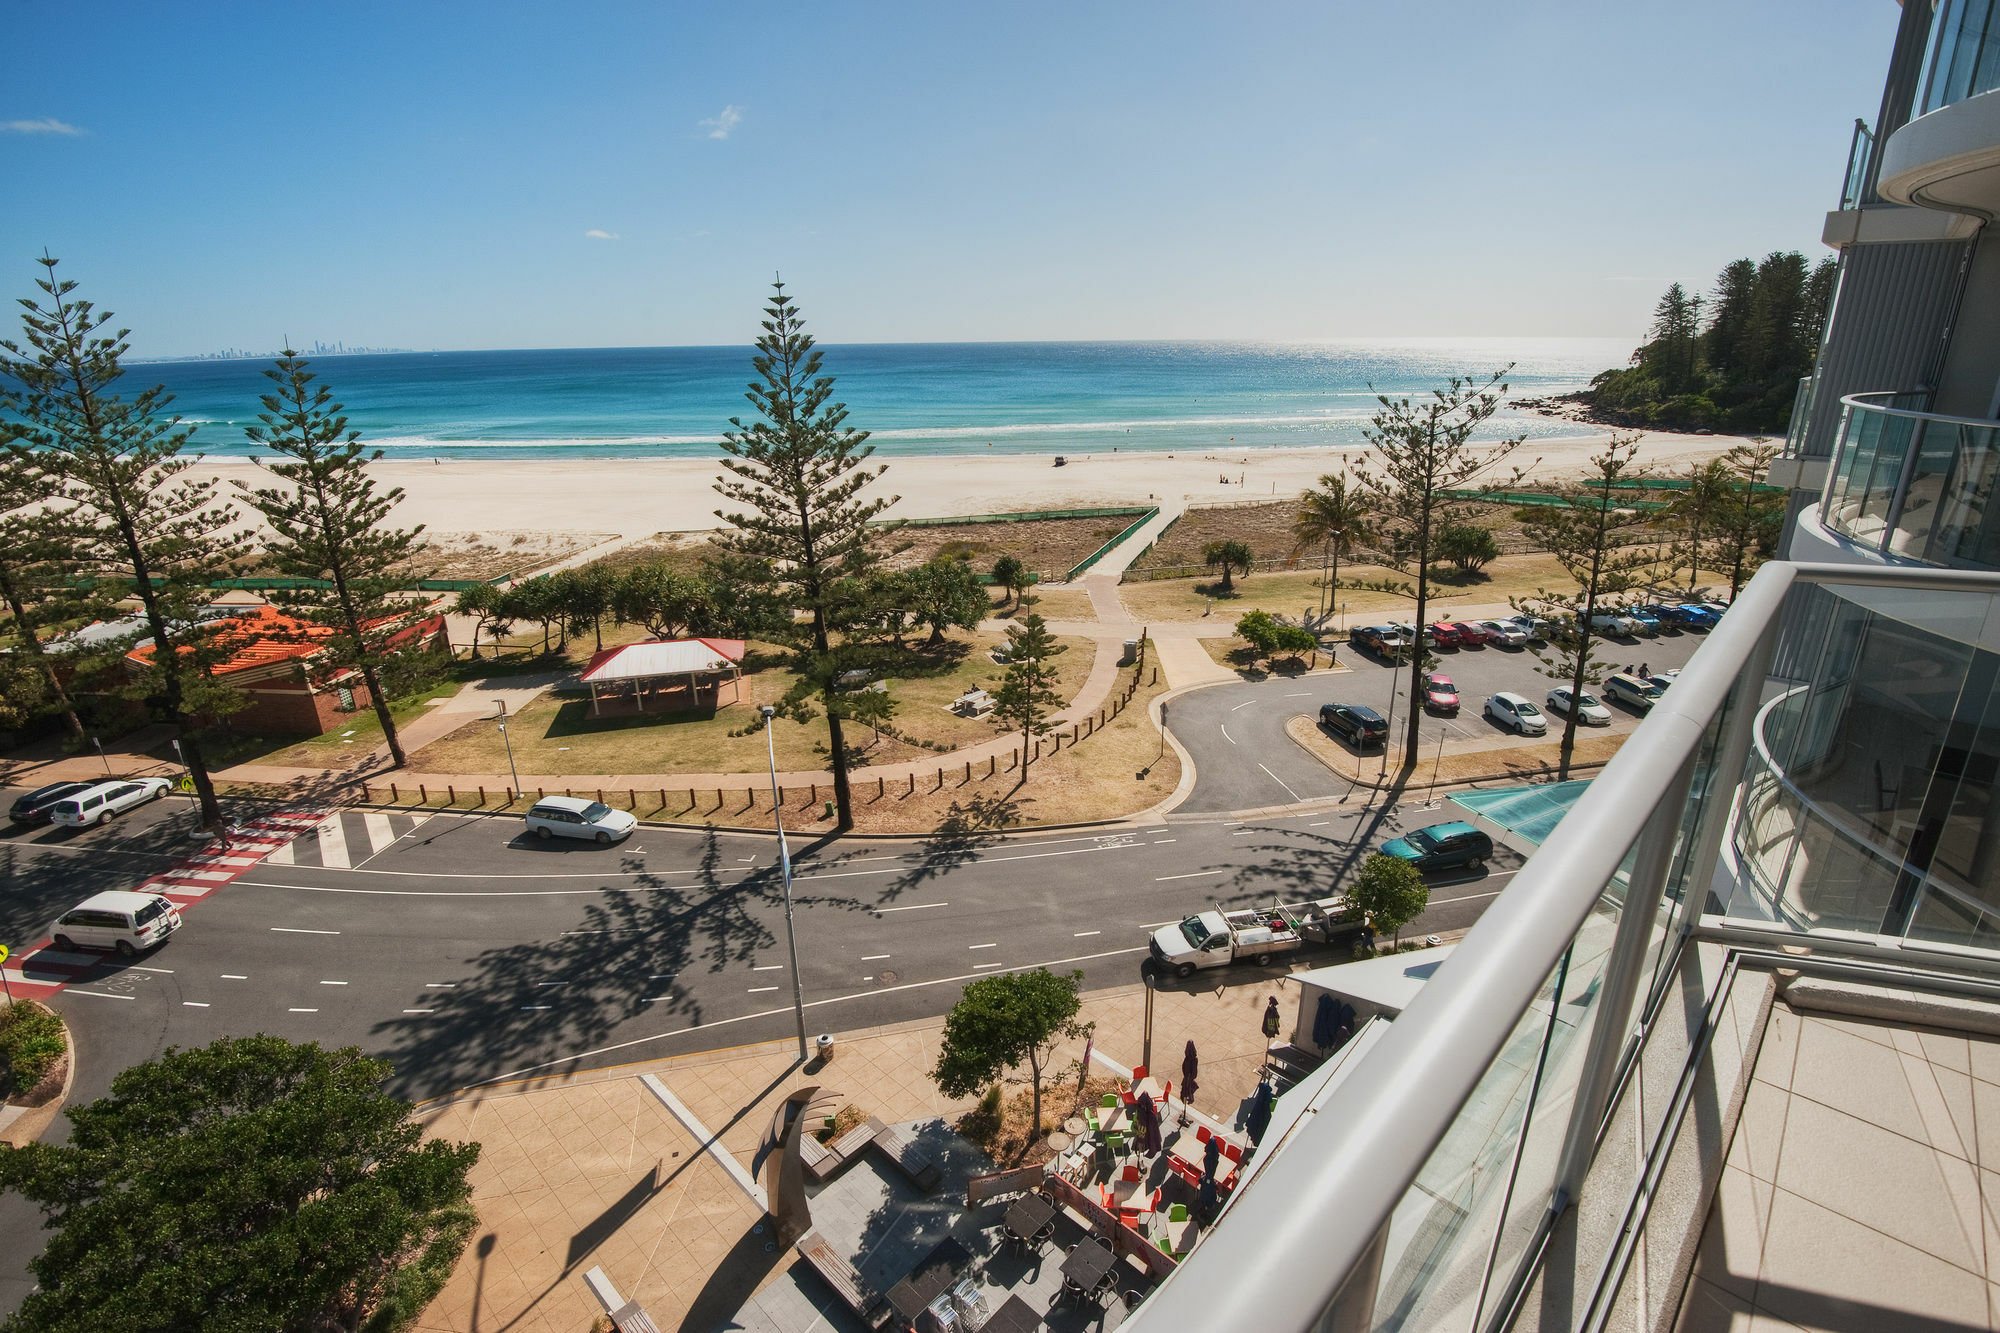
131;338;1632;461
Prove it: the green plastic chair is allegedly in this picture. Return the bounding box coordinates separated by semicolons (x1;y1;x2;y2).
1157;1237;1172;1254
1168;1203;1188;1222
1086;1109;1100;1131
1104;1131;1126;1155
1101;1093;1118;1108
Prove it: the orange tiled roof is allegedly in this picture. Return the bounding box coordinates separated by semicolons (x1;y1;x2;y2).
125;606;412;677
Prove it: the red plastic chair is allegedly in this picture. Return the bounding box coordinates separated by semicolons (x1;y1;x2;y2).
1120;1088;1136;1107
1161;1079;1173;1103
1195;1125;1212;1144
1132;1064;1149;1080
1121;1163;1141;1183
1223;1142;1244;1164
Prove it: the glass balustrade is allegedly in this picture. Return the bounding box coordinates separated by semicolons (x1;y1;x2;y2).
1822;393;2000;569
1920;0;2000;115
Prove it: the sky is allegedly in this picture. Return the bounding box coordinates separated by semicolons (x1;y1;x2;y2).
0;0;1903;356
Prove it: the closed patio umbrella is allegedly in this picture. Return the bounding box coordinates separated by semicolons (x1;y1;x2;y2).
1199;1142;1221;1218
1136;1091;1162;1155
1312;993;1337;1049
1246;1080;1275;1146
1180;1040;1200;1110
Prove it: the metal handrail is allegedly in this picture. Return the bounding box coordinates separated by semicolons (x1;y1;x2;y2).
1839;389;2000;433
1127;558;2000;1332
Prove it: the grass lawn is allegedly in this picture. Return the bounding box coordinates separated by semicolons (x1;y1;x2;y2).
1116;554;1588;624
989;586;1096;622
1199;636;1329;677
407;629;1099;777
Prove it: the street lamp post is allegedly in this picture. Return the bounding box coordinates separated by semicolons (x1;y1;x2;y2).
493;701;522;801
762;705;810;1063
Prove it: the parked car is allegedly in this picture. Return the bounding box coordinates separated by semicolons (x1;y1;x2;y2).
1485;690;1548;735
1698;600;1730;619
1509;614;1553;643
1588;609;1640;637
1387;622;1435;648
1478;619;1528;648
1624;606;1664;637
1320;702;1389;749
1660;603;1720;630
524;795;639;844
1448;621;1491;647
1546;687;1612;726
49;889;182;957
1646;670;1680;696
1422;673;1460;715
49;778;173;829
1603;672;1664;711
9;781;92;826
1427;621;1464;649
1382;821;1495;874
1350;625;1408;657
1631;603;1682;632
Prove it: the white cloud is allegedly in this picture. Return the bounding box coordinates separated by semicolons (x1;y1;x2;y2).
2;118;83;135
585;229;620;240
699;105;742;140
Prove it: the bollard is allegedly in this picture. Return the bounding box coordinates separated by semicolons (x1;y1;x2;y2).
907;773;916;796
628;788;635;810
988;754;996;778
597;789;604;804
390;783;399;804
878;775;886;799
478;786;486;806
658;788;667;812
716;788;723;809
419;784;428;805
963;761;971;782
506;788;515;804
778;784;785;805
447;785;455;806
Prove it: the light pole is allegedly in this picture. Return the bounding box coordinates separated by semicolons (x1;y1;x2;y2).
493;701;521;802
762;705;810;1063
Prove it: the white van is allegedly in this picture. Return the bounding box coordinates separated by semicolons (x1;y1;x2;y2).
524;795;638;845
50;777;172;828
50;890;183;957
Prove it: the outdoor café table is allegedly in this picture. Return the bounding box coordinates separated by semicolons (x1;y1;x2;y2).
887;1235;972;1325
1045;1130;1073;1154
1132;1075;1165;1103
1061;1237;1116;1298
1096;1104;1131;1137
1003;1193;1056;1247
984;1294;1045;1331
1063;1116;1088;1137
1106;1174;1152;1214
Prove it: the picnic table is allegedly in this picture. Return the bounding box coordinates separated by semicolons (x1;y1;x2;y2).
886;1235;972;1325
1002;1193;1056;1249
1060;1237;1116;1298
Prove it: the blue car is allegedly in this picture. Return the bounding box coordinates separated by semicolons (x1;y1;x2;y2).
1381;821;1494;874
1624;606;1664;637
1662;604;1720;630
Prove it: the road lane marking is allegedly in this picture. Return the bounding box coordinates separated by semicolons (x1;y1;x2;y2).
425;982;456;988
521;1005;552;1011
649;973;678;980
748;986;778;993
289;1008;318;1013
67;989;134;1001
130;965;174;974
1152;839;1176;844
1308;821;1331;826
1231;700;1257;711
221;974;248;980
974;963;1004;969
1220;725;1236;744
1232;830;1259;836
1258;763;1304;802
182;1001;209;1007
362;811;396;858
968;943;997;950
861;954;891;961
1155;870;1225;881
1074;930;1101;937
752;965;784;971
447;943;1155;1095
538;980;569;986
319;980;347;986
642;995;672;1003
271;927;340;935
403;1008;434;1014
316;816;350;870
875;902;947;913
1285;692;1311;697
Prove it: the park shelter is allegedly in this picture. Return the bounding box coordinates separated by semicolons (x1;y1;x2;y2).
577;637;746;716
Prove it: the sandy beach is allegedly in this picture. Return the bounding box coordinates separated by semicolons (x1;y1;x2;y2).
184;427;1752;540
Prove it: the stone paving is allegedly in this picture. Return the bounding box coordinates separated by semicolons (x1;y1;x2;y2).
410;970;1291;1331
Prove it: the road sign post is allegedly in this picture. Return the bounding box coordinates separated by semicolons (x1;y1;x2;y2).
0;944;12;1005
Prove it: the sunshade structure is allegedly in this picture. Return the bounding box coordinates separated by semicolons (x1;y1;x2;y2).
577;637;746;717
1449;778;1594;852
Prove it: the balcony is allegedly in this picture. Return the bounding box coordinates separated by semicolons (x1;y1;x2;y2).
1120;561;2000;1333
1878;0;2000;214
1817;392;2000;568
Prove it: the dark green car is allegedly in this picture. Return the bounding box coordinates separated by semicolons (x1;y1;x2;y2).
1381;821;1494;874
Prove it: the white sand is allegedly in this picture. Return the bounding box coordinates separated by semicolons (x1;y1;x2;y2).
184;428;1751;540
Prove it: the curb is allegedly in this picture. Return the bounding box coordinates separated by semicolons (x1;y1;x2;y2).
1284;716;1616;795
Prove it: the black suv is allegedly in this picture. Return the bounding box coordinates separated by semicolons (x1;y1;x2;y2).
9;781;91;826
1319;703;1388;749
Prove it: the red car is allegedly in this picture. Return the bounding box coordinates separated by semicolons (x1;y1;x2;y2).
1423;673;1461;714
1449;621;1490;646
1428;622;1463;648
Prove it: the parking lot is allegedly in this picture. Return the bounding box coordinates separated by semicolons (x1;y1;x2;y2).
1166;619;1716;813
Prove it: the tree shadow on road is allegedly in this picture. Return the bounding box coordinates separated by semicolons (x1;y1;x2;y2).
875;791;1025;902
369;828;872;1101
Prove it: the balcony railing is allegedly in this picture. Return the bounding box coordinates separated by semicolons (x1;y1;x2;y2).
1840;117;1876;209
1821;391;2000;568
1919;0;2000;116
1123;560;2000;1333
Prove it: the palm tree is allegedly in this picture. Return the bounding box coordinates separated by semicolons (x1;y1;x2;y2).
1290;474;1372;619
1202;540;1254;594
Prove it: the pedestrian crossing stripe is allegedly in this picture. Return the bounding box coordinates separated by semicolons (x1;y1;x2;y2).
263;811;433;869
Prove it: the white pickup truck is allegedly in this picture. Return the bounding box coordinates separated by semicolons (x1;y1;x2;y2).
1149;897;1361;977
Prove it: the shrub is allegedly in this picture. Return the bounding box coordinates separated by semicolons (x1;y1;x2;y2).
0;1000;65;1095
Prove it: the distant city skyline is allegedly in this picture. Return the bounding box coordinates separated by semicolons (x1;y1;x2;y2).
0;1;1902;357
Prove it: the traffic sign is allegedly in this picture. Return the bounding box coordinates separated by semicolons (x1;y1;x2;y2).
0;944;10;964
177;774;196;794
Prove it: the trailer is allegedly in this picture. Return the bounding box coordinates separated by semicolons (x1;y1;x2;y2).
1148;895;1362;977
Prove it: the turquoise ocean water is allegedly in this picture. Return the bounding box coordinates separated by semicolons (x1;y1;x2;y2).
132;338;1633;461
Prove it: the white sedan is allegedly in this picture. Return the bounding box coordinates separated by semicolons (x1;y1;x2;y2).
1547;687;1613;726
1485;691;1548;735
49;777;174;828
1477;619;1528;648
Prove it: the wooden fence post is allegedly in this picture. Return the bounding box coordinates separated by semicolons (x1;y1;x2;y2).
419;784;428;805
778;785;785;806
658;788;667;812
907;773;916;796
390;783;399;804
628;788;636;810
878;775;886;799
963;761;971;783
716;788;723;810
447;785;455;805
477;786;485;806
988;754;996;778
935;767;944;791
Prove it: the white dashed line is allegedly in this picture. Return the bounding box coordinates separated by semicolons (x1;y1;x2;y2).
1220;725;1236;744
875;902;947;913
1075;931;1101;937
861;954;891;961
67;989;134;1001
968;943;997;950
649;973;677;980
319;980;347;986
538;981;569;987
1230;700;1258;711
131;965;174;974
271;927;340;935
752;965;784;971
1155;870;1226;882
289;1008;318;1013
1285;692;1311;697
181;1001;209;1008
521;1005;552;1011
1308;821;1331;827
748;986;779;993
403;1008;434;1015
425;982;456;988
221;974;248;980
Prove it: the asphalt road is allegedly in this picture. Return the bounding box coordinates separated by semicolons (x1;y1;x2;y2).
1166;624;1716;813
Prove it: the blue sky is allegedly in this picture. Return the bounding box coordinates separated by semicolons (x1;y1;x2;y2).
0;1;1901;355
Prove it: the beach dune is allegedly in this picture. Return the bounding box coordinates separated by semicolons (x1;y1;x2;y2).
185;429;1751;541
